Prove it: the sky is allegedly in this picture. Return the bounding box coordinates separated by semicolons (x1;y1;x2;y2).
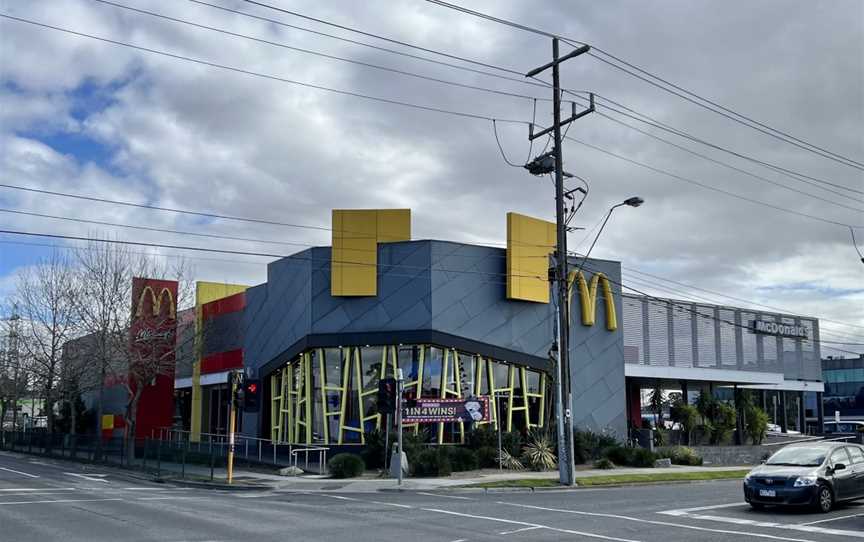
0;0;862;355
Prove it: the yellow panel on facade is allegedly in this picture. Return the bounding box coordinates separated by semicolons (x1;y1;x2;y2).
101;414;114;430
506;212;556;303
331;209;411;297
191;281;248;442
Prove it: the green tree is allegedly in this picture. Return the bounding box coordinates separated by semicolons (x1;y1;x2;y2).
670;401;699;445
745;405;770;445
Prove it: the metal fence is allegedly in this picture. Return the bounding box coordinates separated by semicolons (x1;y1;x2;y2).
0;429;329;479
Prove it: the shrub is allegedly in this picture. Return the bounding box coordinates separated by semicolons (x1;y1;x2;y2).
466;425;498;449
328;453;365;479
361;428;393;469
629;447;659;468
602;445;632;466
502;431;523;456
499;449;525;470
477;446;499;468
670;403;699;445
593;458;614;470
574;430;618;464
745;406;769;445
413;448;452;477
522;429;557;471
710;403;737;445
401;430;429;465
658;446;703;466
449;447;479;472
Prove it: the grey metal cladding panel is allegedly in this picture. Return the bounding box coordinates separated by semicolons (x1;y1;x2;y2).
430;241;554;357
567;258;626;438
310;242;433;334
243;255;312;372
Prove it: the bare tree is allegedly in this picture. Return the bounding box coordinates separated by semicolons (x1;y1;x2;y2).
14;252;81;434
73;241;194;461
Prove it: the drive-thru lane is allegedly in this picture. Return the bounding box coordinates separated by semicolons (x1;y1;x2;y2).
1;451;861;541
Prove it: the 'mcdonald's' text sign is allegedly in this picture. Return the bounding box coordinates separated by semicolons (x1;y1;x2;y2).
750;320;808;339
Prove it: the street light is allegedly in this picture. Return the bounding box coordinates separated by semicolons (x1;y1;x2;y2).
556;196;643;484
576;196;644;272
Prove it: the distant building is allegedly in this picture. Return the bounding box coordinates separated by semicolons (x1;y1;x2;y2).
822;354;864;419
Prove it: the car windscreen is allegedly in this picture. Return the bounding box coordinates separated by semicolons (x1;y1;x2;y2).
765;446;827;467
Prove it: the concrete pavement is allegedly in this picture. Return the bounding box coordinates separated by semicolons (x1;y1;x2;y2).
2;449;861;541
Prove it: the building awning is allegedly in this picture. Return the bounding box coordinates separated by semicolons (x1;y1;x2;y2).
174;370;231;390
739;380;824;392
624;364;784;386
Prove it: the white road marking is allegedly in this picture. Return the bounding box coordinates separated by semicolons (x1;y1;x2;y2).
498;501;820;542
657;502;864;538
660;501;743;514
122;487;169;491
319;495;361;501
64;472;109;483
0;488;75;492
0;466;39;478
416;492;474;500
498;526;543;535
800;513;864;526
369;500;412;509
421;507;641;542
0;498;123;506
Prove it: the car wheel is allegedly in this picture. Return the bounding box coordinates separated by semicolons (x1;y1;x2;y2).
816;484;833;513
749;502;765;510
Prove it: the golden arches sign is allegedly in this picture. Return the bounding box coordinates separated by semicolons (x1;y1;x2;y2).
135;286;176;320
566;270;618;331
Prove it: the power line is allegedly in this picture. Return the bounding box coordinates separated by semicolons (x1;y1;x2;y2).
0;228;551;282
582;46;864;171
89;0;548;103
0;207;315;248
185;0;551;90
584;94;864;198
592;110;864;214
560;133;864;229
0;13;527;125
197;0;864;197
419;0;864;171
238;0;527;77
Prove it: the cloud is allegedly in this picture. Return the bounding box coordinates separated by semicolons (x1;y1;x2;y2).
0;0;862;352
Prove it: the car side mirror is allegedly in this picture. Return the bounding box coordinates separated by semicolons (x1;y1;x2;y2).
833;463;846;471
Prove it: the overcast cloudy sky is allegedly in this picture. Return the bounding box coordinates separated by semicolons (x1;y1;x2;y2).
1;0;862;354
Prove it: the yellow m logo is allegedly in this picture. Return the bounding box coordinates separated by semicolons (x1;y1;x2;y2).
135;286;176;320
566;270;617;331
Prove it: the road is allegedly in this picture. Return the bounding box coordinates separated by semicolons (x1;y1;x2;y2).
1;450;862;542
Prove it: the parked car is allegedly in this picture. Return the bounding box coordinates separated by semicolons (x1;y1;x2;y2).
743;442;864;512
824;421;864;436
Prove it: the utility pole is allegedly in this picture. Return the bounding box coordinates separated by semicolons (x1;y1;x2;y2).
525;39;593;487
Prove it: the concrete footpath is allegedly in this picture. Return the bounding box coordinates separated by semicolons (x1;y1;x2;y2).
159;462;751;492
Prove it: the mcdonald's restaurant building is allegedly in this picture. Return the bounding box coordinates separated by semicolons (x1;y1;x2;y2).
175;209;825;446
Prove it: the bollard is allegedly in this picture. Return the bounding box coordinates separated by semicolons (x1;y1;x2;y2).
157;440;162;479
181;444;186;480
143;439;148;471
209;446;215;481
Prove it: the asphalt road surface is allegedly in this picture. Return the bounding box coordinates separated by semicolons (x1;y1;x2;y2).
1;450;862;542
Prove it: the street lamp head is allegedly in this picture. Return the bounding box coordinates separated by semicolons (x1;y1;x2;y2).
623;196;644;208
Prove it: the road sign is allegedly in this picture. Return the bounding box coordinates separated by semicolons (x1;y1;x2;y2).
402;396;490;424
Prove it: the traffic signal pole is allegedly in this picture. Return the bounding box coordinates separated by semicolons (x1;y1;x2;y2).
227;378;237;485
525;39;593;487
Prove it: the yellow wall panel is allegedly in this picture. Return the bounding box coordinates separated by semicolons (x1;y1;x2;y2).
331;209;411;296
191;281;248;442
506;212;556;303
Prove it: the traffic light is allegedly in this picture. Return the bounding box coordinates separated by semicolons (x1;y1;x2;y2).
228;370;245;408
377;377;397;414
242;379;260;412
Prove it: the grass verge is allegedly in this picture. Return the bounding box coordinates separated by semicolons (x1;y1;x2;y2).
466;469;750;489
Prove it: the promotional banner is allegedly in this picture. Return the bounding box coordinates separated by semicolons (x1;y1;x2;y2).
402;396;490;424
129;277;178;439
